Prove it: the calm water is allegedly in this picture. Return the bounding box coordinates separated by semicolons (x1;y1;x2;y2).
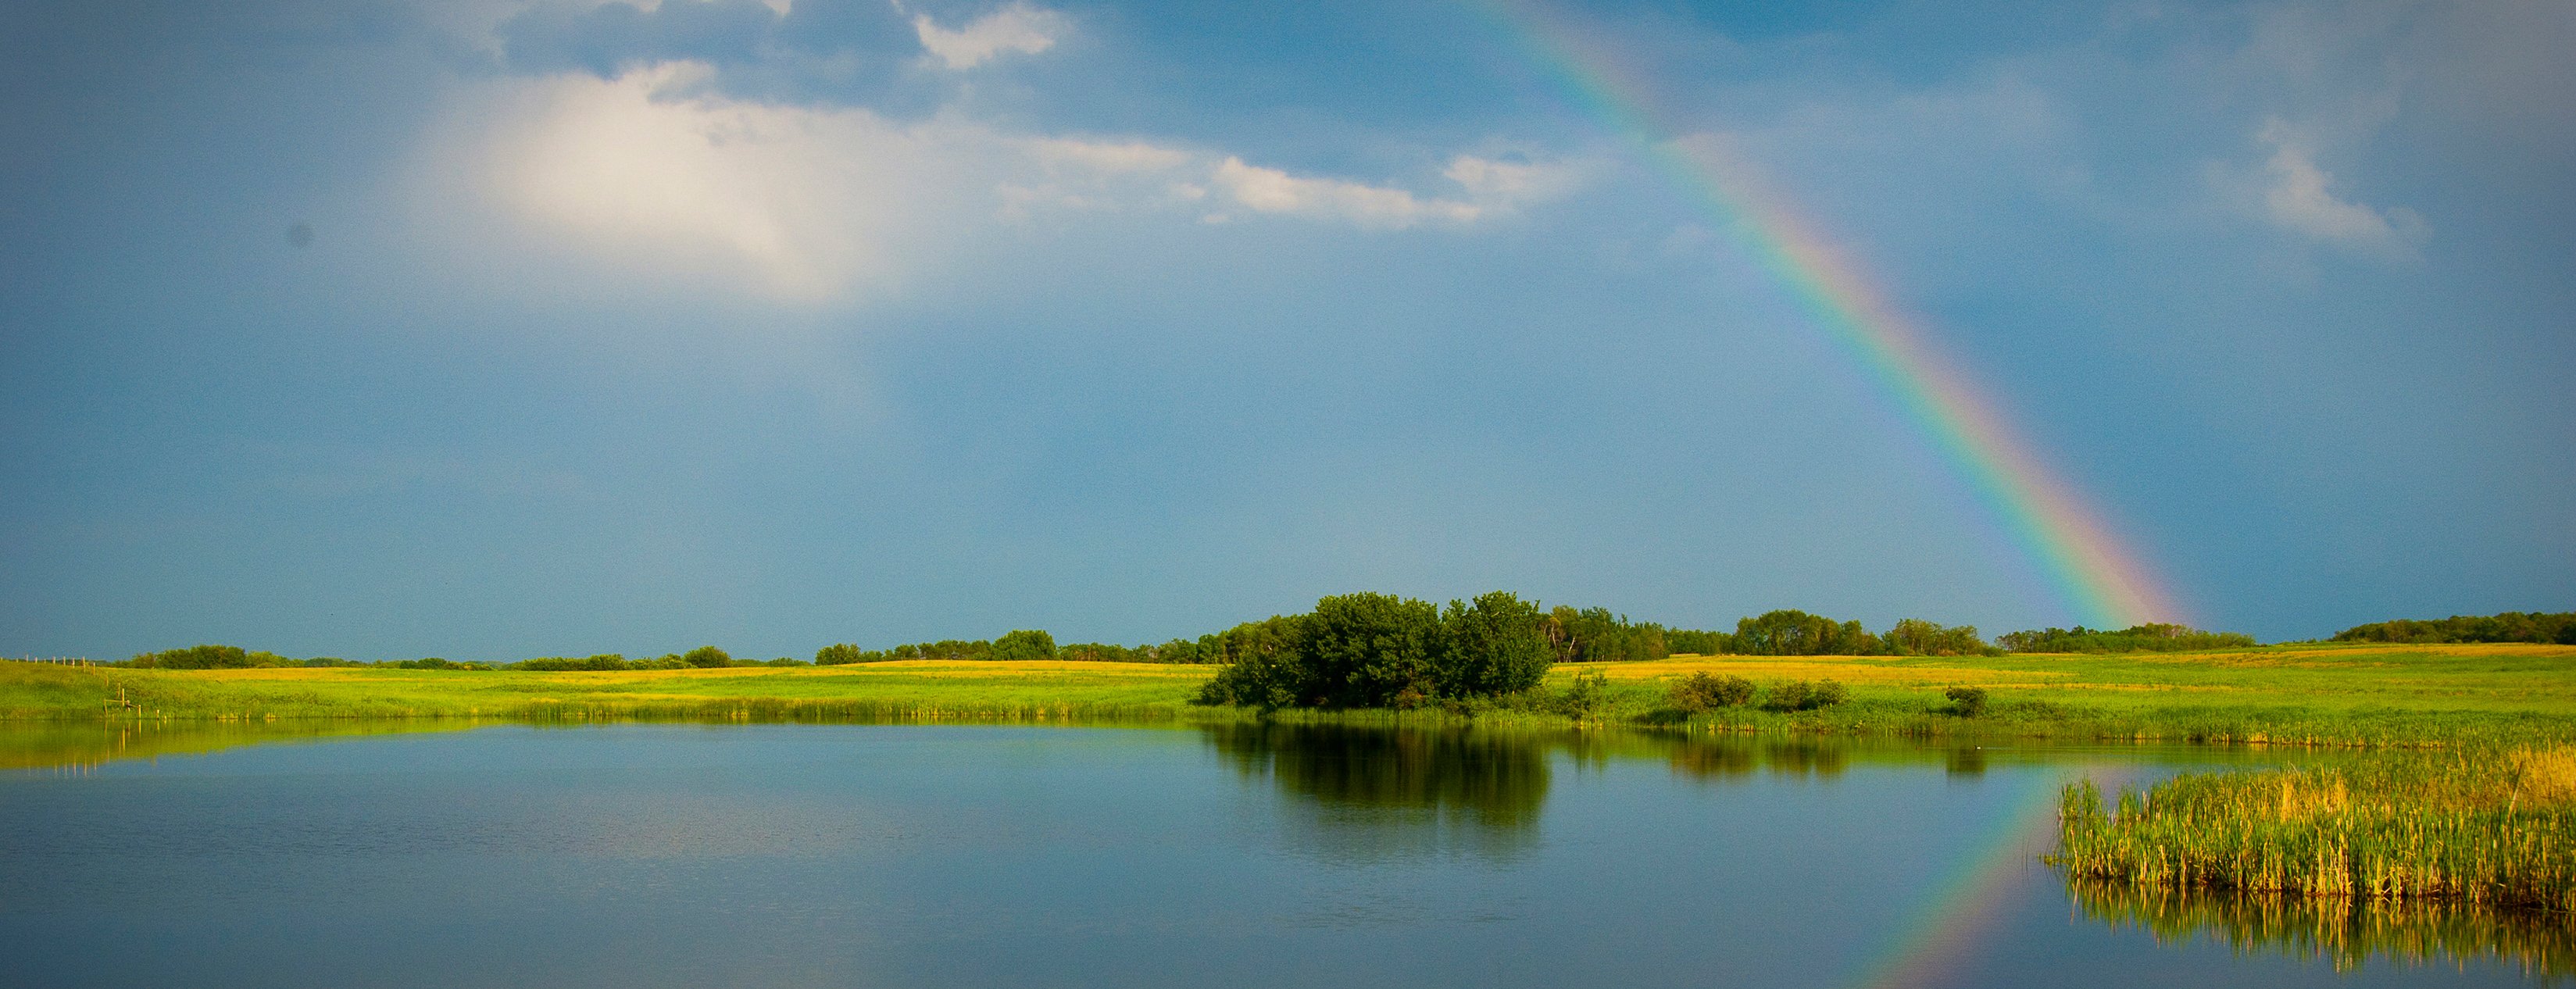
0;723;2556;987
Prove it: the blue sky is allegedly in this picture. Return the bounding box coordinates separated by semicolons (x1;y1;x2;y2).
2;0;2568;661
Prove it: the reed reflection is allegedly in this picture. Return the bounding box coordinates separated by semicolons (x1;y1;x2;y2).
2067;876;2573;978
0;719;482;773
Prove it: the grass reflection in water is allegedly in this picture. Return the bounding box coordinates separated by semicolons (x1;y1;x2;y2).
2069;877;2574;977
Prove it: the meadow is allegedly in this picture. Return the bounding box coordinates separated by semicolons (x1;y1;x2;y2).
6;641;2571;748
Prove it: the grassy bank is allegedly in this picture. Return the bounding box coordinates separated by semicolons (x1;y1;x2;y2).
2;659;1215;723
5;642;2573;748
2054;748;2576;916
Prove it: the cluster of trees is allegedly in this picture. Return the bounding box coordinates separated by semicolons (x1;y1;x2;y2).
811;604;1711;669
125;644;301;669
1541;607;1679;662
1195;592;1557;710
2331;612;2576;645
813;629;1207;665
1716;610;1997;657
1993;623;2256;653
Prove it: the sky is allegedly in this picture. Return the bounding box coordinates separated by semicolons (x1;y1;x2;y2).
1;0;2569;662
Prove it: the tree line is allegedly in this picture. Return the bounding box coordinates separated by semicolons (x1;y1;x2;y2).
1990;623;2256;654
144;602;2576;680
2331;611;2576;645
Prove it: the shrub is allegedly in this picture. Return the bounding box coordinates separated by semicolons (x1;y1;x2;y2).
1758;680;1846;712
1560;669;1611;716
1946;686;1989;717
1668;672;1756;712
517;654;629;671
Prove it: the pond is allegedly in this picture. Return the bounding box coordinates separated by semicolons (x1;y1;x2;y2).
0;722;2558;987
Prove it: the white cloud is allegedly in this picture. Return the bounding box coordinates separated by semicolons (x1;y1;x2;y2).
422;62;1581;302
1210;155;1579;229
448;62;1001;301
1442;155;1581;203
2255;119;2425;256
913;2;1068;70
1213;157;1482;228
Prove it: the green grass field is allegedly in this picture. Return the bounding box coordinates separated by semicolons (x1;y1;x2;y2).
6;641;2571;747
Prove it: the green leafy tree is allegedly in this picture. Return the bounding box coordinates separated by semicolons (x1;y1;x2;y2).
1881;619;1989;656
1299;592;1444;708
1733;610;1878;655
990;629;1058;662
1437;591;1555;698
1198;615;1310;709
681;645;733;668
813;643;866;666
1665;628;1734;655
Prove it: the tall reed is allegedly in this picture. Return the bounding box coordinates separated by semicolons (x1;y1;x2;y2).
2055;747;2576;914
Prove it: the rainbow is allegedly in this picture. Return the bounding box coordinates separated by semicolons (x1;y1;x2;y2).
1840;772;2064;988
1466;0;2179;628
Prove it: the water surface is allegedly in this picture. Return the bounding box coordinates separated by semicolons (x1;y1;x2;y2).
0;723;2555;987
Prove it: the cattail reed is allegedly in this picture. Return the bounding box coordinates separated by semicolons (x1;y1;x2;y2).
2054;747;2576;916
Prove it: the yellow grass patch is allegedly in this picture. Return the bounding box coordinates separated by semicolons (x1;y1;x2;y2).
1588;656;2069;687
806;660;1213;679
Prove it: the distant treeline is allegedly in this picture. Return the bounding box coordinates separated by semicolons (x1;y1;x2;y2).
111;601;2301;675
2331;611;2576;645
806;607;2003;666
123;644;799;672
1993;623;2258;654
130;606;2576;677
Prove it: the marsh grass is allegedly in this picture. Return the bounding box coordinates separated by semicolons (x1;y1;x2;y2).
2054;747;2576;914
2067;877;2574;977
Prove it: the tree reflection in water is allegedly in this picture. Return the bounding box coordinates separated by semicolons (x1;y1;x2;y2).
1200;723;1550;862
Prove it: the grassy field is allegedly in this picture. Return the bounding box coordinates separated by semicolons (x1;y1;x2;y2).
5;641;2571;746
2;659;1214;723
